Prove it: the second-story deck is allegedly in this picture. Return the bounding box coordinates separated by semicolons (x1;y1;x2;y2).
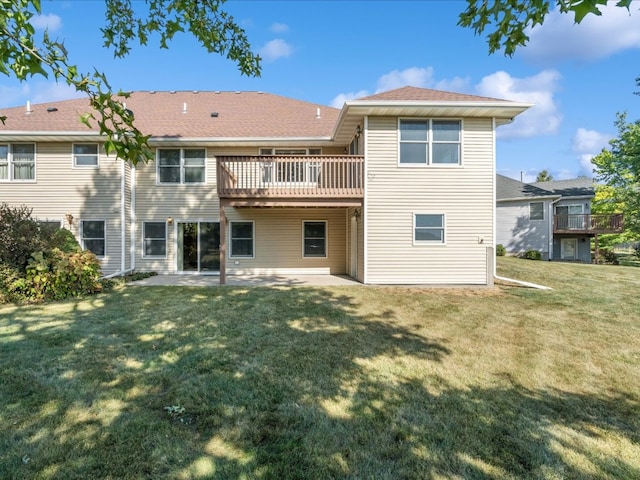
217;155;364;207
554;214;624;235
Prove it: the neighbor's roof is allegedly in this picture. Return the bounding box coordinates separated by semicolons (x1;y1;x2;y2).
531;178;594;198
497;174;595;201
0;91;340;139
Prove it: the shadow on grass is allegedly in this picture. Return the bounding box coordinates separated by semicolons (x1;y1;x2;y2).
1;286;639;479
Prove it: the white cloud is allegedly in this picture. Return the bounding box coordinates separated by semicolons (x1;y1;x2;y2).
375;67;470;94
31;13;62;32
572;128;613;175
329;66;471;108
0;82;82;108
476;70;562;139
523;4;640;62
329;90;369;108
270;23;289;34
259;39;292;62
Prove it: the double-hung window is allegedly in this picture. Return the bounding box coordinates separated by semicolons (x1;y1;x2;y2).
73;144;99;167
0;144;36;181
414;214;445;244
303;221;327;258
143;222;167;257
157;149;206;184
230;221;254;257
529;202;544;221
81;220;106;257
399;119;461;165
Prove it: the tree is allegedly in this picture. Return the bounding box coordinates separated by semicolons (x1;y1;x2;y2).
592;112;640;239
459;0;635;56
535;170;554;182
0;0;260;165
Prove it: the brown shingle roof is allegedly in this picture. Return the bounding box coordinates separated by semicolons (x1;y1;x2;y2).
357;86;507;103
0;91;340;138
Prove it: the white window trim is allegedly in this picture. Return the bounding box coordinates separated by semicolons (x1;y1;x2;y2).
0;143;37;182
142;221;168;258
397;118;463;167
72;143;100;169
81;219;107;258
529;202;545;221
229;220;255;259
302;220;328;259
413;213;446;246
156;148;207;185
555;204;585;214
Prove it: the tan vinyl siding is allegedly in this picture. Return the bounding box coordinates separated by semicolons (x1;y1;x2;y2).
0;142;123;274
225;208;347;275
365;117;494;284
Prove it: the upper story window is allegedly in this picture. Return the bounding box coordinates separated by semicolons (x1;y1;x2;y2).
399;119;461;165
259;148;322;183
157;148;206;184
0;143;36;181
73;144;99;167
529;202;544;221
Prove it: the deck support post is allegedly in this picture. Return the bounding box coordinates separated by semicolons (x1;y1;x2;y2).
594;233;599;264
220;205;226;285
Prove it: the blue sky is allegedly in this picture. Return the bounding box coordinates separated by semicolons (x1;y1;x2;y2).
2;0;640;181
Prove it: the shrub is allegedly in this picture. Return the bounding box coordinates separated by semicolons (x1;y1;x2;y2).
521;250;542;260
48;228;81;253
496;244;506;256
598;248;619;265
0;204;46;272
13;249;103;302
634;243;640;260
0;264;23;304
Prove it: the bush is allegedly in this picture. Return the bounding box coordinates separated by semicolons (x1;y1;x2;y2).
521;250;542;260
598;248;619;265
634;243;640;260
48;228;81;253
496;244;506;256
0;204;46;272
0;264;23;304
10;249;102;302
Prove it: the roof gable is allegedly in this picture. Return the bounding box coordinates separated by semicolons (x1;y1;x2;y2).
531;178;594;197
357;86;505;103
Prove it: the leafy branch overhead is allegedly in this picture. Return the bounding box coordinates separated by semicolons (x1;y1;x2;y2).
458;0;635;56
0;0;260;165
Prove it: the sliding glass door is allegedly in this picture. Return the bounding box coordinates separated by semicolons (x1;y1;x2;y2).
177;222;220;272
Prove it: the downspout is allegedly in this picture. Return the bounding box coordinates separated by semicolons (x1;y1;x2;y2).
549;197;561;260
492;118;497;281
494;275;552;290
121;157;126;272
130;165;136;271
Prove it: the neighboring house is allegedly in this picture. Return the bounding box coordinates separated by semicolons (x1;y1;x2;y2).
496;174;623;262
0;87;531;284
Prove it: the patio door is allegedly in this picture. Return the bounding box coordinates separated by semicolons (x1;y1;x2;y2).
177;222;220;272
561;238;577;261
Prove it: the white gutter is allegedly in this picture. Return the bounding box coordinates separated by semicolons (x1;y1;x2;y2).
495;275;552;290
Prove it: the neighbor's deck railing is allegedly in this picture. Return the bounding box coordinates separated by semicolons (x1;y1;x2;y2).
554;214;624;234
217;155;364;199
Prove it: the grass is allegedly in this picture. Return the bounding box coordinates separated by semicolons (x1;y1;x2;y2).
1;258;639;479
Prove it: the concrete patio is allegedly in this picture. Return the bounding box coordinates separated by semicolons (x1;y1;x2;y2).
127;274;362;287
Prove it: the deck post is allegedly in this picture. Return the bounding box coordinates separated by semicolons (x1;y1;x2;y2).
220;205;226;284
594;233;599;264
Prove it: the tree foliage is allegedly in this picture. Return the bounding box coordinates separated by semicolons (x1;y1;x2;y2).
535;170;554;182
0;0;260;165
459;0;635;56
592;112;640;239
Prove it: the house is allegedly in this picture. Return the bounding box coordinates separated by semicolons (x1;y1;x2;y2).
0;87;531;285
496;174;623;262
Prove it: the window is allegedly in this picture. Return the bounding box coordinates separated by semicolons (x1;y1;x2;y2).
157;149;206;184
530;202;544;221
414;214;445;243
399;119;461;165
303;221;327;257
143;222;167;257
0;144;35;181
81;220;106;257
260;148;322;183
73;144;99;167
230;221;254;257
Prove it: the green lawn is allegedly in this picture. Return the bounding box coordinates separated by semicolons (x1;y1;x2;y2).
1;258;639;479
